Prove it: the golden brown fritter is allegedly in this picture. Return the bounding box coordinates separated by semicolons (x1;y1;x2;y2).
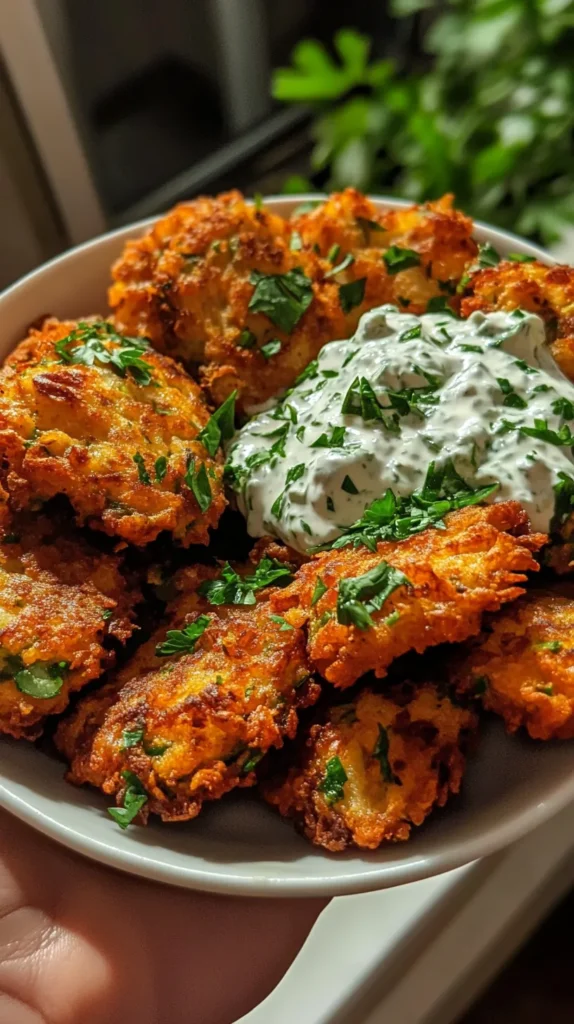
271;502;546;689
292;189;478;317
0;318;226;546
109;189;477;410
461;261;574;381
0;512;139;740
55;563;319;824
263;683;477;851
450;589;574;740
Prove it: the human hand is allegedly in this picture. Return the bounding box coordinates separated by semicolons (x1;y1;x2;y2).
0;810;327;1024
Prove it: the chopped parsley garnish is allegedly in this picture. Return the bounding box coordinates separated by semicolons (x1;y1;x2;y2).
341;376;399;431
533;640;562;652
459;344;483;353
552;397;574;420
552;471;574;531
514;358;537;374
399;325;422;342
248;268;313;332
356;216;384;239
237;329;256;349
426;296;459;317
14;660;68;699
198;558;293;605
341;475;359;495
537;685;554;696
108;771;147;829
373;724;400;784
508;253;537;263
324;459;498;551
326;496;335;512
156;615;211;657
336;561;411;631
54;321;155;387
133;453;151;485
327;243;341;263
476;242;501;269
386;370;441;418
325;253;355;279
318;756;347;805
197;391;237;456
260;338;282;360
311;577;328;606
339;278;366;314
242;749;264;774
271;463;306;518
382;245;421;275
310;425;346;448
185;459;213;512
294;359;319;385
121;727;144;749
519;419;574;447
153;456;167;482
269;613;294;631
496;378;527;410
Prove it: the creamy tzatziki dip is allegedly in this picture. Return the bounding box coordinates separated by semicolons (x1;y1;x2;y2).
226;305;574;552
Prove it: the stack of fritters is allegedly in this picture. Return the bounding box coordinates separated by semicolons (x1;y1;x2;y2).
1;187;574;854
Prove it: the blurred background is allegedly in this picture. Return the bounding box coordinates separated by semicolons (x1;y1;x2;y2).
1;0;573;291
0;3;574;1022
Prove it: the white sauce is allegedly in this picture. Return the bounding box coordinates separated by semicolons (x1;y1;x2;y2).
226;306;574;553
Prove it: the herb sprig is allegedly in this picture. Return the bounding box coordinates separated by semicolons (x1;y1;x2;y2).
55;321;155;387
198;558;293;606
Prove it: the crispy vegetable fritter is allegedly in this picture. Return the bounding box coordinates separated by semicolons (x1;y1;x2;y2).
461;260;574;381
271;502;546;689
263;684;477;851
0;318;226;546
55;564;319;824
450;589;574;739
0;513;138;740
293;189;477;315
109;189;477;409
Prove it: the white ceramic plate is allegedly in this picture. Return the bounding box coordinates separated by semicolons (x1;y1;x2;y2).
0;196;571;898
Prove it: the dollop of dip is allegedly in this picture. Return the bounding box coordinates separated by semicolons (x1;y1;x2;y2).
226;305;574;552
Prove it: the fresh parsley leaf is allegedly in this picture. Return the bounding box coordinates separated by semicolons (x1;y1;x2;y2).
514;359;537;374
198;391;237;456
325;253;355;278
382;245;421;274
249;268;313;332
133;452;151;485
508;253;537;263
339;278;366;314
237;329;256;349
341;375;398;432
533;640;562;652
552;397;574;420
311;577;328;606
198;558;293;605
14;660;67;699
399;325;422;342
242;749;264;774
156;615;211;657
326;496;335;512
270;613;294;631
154;456;168;482
341;475;359;494
121;727;144;749
552;471;574;531
520;419;574;447
108;770;147;829
271;463;306;518
373;724;400;784
496;378;527;409
260;338;282;360
185;460;213;512
54;321;155;387
294;359;319;385
327;243;341;263
336;561;411;631
477;242;501;269
310;425;346;448
318;756;347;805
325;459;498;551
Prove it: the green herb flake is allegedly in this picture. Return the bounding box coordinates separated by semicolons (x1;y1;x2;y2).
426;296;459;317
310;425;346;448
289;231;303;251
198;558;293;606
537;685;554;696
327;243;341;263
339;278;366;314
318;756;347;805
121;727;144;750
326;495;335;512
154;456;168;482
552;397;574;420
382;245;421;275
477;242;501;269
249;268;314;333
107;770;148;829
185;459;213;512
341;475;359;495
270;613;294;631
336;561;410;631
311;577;328;606
156;614;211;657
373;724;400;784
133;452;151;485
237;329;256;349
260;338;282;360
325;253;355;278
14;660;67;699
533;640;562;653
519;419;574;447
508;253;537;263
242;749;264;774
197;391;237;456
496;378;527;410
54;321;155;387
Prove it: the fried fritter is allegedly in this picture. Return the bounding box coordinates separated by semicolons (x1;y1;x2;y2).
55;563;319;824
450;589;574;740
263;683;477;851
270;502;546;689
461;260;574;381
109;189;477;409
0;512;138;740
0;318;225;546
292;189;477;316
